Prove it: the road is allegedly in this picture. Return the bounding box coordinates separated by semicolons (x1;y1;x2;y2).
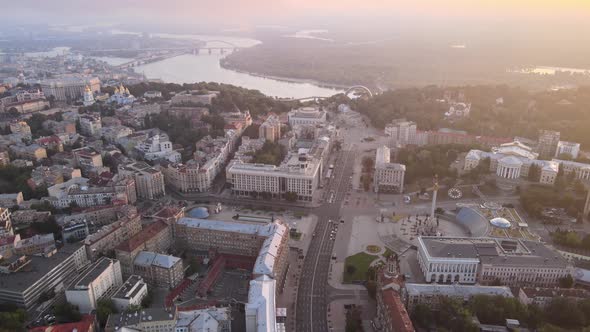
296;146;356;332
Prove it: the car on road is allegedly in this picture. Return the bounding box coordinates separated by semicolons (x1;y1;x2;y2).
340;219;344;223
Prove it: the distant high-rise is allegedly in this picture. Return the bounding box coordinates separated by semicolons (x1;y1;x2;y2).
537;130;560;159
384;119;417;147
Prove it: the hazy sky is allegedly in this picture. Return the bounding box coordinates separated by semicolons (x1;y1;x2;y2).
3;0;589;27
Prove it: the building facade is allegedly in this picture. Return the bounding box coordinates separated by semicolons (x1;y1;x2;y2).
65;257;123;313
373;146;406;193
118;162;165;200
259;114;281;143
537;129;561;159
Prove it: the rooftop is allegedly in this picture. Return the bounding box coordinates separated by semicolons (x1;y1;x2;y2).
115;221;168;252
113;275;146;300
405;283;513;298
106;307;176;330
134;251;180;269
69;257;116;290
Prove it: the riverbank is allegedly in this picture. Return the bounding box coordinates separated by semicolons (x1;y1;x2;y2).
219;60;349;91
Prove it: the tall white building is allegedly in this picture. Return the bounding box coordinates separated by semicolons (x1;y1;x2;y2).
373;146;405;193
65;257;123;313
40;76;100;102
79;114;102;137
246;275;278;332
384;119;417;147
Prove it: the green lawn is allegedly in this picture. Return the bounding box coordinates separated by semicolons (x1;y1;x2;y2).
343;252;378;283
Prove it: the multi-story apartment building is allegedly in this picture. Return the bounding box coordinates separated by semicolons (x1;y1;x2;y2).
65;257;123;313
111;275;148;312
61;204;136;229
73;147;103;172
288;106;326;126
0;244;89;310
259;114;281;142
101;125;133;143
384;119;417;147
133;251;183;289
62;221;90;243
10;144;47;161
553;158;590;182
162;160;210;193
175;218;289;287
0;207;13;236
118;162;165;200
226;153;321;202
373;146;405;193
84;214;142;261
40;76;100;102
28;165;81;190
537;129;561;159
79;114;102;137
115;221;172;277
417;236;573;287
518;287;590;308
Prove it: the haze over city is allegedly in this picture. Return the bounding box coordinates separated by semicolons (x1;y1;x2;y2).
0;1;590;332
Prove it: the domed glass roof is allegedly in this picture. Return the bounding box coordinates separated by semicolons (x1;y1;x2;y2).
490;217;511;229
188;207;209;219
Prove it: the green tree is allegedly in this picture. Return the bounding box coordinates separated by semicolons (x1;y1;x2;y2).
53;302;82;323
96;299;118;327
0;308;27;331
411;304;434;328
559;274;574;288
528;163;541;182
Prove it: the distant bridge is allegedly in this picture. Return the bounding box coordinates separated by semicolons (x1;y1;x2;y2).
278;86;374;102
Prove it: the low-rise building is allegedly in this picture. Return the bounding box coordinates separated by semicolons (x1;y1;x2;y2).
133;251;183;289
62;221;90;243
29;314;97;332
100;125;133;143
65;257;123;313
105;307;177;332
171;90;219;106
73;147;103;174
111;275;148;312
9;121;32;140
10;210;51;226
175;307;232;332
0;192;23;207
10;144;47;161
518;287;590;308
28;165;81;190
373;146;405;193
144;90;162;99
14;234;56;256
555;141;580;159
384;119;417;147
404;283;513;312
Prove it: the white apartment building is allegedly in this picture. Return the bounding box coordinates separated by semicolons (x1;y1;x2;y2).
403;283;513;312
112;275;148;312
417;236;573;287
384;119;417;147
373;146;405;193
175;307;231;332
65;257;123;313
135;134;181;163
246;275;279;332
118;162;165;200
162;160;210;193
555;141;581;159
288;106;327;126
226;153;321;202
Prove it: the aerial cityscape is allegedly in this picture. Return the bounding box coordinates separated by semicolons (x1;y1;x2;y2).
1;1;590;332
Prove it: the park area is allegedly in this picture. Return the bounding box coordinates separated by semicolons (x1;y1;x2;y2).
343;252;378;283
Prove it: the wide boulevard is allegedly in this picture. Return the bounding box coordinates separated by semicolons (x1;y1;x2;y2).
296;146;356;332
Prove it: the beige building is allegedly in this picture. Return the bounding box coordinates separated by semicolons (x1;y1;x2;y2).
118;162;165;200
373;146;405;193
259;114;281;142
10;144;47;161
79;114;102;137
84;214;142;261
162;160;209;193
171;90;219;106
73;147;103;170
133;251;183;289
518;287;590;308
9;122;32;139
40;76;100;102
